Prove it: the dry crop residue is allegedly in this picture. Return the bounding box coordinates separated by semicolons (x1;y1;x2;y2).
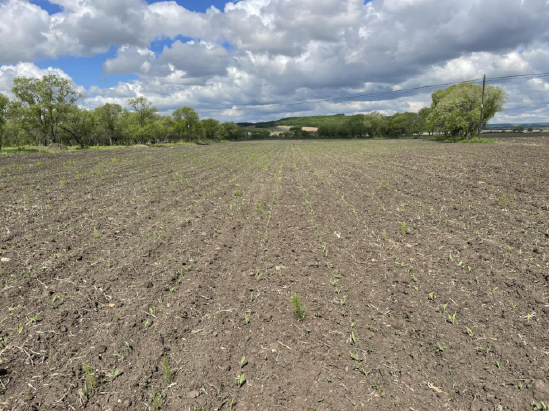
0;138;548;410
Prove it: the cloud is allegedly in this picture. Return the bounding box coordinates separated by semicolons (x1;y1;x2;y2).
0;62;74;96
0;0;547;122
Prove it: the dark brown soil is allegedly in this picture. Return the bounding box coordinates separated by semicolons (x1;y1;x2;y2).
0;138;548;411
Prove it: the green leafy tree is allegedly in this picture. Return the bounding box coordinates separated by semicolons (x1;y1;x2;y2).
427;82;507;138
342;114;367;138
201;118;226;140
11;75;82;145
0;93;9;151
94;103;123;145
364;112;388;137
59;107;96;148
222;121;242;140
128;96;157;128
172;106;200;141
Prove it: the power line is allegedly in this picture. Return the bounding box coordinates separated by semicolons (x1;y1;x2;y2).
197;72;549;114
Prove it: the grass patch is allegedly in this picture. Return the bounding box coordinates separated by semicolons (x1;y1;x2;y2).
458;137;496;144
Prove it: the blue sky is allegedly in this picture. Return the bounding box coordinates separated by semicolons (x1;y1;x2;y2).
31;0;230;13
149;0;230;12
32;0;226;88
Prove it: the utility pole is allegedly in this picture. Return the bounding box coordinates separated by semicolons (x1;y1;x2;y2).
478;74;486;137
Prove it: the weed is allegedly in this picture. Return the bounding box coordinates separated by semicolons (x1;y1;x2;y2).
400;221;407;236
163;356;173;384
93;227;101;240
82;362;97;398
291;293;307;320
151;390;165;411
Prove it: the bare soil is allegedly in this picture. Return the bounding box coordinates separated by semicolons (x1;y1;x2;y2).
0;138;548;411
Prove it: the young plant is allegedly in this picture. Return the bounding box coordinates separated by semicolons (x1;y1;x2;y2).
82;362;97;398
291;293;307;320
436;342;447;353
162;356;173;384
400;222;407;236
349;351;363;362
447;312;457;324
237;374;246;387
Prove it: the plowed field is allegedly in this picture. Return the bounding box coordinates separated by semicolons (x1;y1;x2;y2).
0;138;548;410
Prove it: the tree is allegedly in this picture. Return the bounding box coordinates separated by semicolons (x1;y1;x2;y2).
0;93;9;151
201;118;225;140
364;112;388;137
418;107;433;135
527;127;533;132
172;107;200;141
222;121;242;140
386;112;419;137
427;82;507;138
11;75;82;144
128;96;157;128
342;114;367;138
94;103;123;145
59;107;96;148
512;126;524;133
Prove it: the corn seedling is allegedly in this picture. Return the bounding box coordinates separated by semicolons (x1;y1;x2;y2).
524;312;536;322
237;374;246;387
349;351;363;361
465;326;475;337
436;342;447;353
532;401;549;411
239;356;247;368
111;368;121;380
428;292;436;301
447;312;456;324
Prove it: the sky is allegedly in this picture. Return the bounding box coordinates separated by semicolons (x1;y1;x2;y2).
0;0;548;123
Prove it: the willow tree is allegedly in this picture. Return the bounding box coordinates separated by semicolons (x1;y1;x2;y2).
428;82;507;138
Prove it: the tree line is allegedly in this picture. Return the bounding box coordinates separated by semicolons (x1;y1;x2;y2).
0;75;244;150
309;83;507;139
0;75;508;149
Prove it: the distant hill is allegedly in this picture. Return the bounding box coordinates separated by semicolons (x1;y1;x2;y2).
483;122;548;130
239;116;549;130
238;114;348;128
